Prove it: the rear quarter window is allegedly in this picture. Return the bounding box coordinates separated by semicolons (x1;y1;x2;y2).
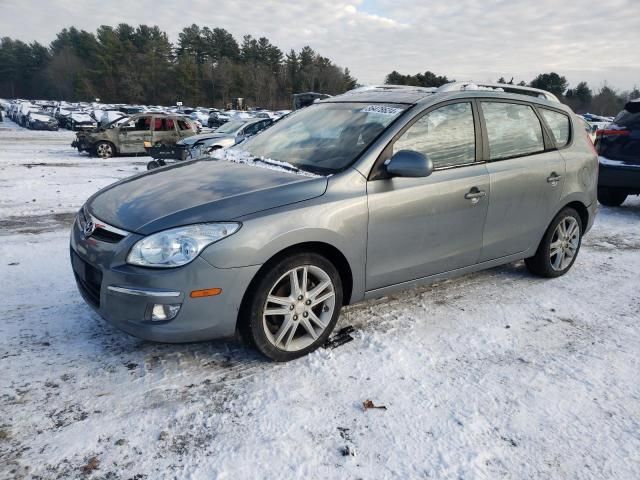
540;109;571;147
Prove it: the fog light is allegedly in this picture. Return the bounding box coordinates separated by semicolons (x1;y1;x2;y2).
151;304;181;321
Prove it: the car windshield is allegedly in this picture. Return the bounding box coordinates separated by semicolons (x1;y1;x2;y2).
216;120;246;134
238;102;408;174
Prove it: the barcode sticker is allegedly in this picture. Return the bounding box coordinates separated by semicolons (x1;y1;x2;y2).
361;105;403;115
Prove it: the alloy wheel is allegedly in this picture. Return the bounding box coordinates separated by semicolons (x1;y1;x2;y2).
549;216;580;271
96;143;113;158
262;265;336;351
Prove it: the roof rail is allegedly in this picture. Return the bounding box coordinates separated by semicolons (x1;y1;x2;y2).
350;84;437;93
436;82;559;102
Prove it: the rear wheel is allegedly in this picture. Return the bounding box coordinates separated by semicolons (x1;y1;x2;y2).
95;141;115;159
598;187;627;207
240;252;343;361
525;207;583;278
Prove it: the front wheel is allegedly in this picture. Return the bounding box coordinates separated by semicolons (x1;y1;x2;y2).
94;141;115;159
525;207;583;278
598;187;627;207
240;253;343;361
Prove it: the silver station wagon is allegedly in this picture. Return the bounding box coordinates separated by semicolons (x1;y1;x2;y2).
70;83;598;361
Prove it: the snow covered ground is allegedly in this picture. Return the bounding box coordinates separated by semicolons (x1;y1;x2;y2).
1;118;639;479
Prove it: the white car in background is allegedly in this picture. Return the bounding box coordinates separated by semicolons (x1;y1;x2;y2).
100;110;126;127
69;112;98;131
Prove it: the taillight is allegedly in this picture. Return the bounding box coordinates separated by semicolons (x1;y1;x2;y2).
596;128;629;138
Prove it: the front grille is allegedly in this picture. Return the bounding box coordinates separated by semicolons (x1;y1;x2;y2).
71;251;103;308
91;227;125;243
78;207;128;244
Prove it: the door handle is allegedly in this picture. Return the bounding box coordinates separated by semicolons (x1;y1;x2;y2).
464;189;486;204
547;173;562;185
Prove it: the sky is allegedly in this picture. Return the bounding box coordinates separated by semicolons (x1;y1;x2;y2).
1;0;639;91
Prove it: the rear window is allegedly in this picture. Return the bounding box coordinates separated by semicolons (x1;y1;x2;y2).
481;102;545;160
540;109;571;147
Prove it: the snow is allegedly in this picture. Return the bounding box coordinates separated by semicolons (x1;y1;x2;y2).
599;156;640;167
1;117;640;479
211;147;321;177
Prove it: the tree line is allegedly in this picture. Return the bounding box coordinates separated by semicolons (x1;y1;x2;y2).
385;70;640;116
0;24;358;109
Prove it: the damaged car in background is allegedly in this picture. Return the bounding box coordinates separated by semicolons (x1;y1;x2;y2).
72;113;197;158
69;111;98;131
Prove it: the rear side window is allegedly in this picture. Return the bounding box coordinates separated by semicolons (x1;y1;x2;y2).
393;102;476;168
540;109;571;147
154;118;176;131
481;102;544;160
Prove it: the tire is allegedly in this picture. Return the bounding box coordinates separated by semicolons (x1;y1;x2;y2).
147;160;160;170
239;252;343;361
525;207;583;278
94;141;115;159
598;187;627;207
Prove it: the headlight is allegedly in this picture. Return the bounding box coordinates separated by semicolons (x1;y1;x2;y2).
127;223;240;268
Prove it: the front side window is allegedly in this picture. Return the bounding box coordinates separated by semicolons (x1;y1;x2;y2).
132;116;151;131
540;108;571;147
481;102;544;160
241;102;408;175
177;120;191;130
393;102;476;168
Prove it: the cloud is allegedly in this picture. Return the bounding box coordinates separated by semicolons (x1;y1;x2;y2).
1;0;638;89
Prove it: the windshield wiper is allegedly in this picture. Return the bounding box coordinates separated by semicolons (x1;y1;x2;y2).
252;157;304;174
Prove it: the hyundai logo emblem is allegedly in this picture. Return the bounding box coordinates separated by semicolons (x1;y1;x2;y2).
83;219;96;238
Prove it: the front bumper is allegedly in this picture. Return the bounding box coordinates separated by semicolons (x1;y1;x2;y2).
598;157;640;192
72;137;93;152
69;212;260;342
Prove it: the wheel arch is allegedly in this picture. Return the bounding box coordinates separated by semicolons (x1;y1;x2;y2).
239;241;354;316
563;200;589;231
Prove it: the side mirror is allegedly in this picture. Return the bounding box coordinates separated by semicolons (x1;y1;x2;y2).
386;150;434;178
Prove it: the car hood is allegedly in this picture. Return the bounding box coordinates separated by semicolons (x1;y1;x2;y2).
87;159;327;234
179;133;232;146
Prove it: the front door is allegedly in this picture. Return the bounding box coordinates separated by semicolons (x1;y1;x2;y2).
477;101;566;261
366;101;490;291
118;116;152;154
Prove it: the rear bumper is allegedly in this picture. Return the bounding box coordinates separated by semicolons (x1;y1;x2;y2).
70;214;260;343
598;157;640;193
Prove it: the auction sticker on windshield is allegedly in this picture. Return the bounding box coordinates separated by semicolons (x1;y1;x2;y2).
361;105;404;115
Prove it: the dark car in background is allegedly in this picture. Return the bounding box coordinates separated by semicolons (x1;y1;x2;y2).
207;111;231;128
26;110;59;130
596;99;640;206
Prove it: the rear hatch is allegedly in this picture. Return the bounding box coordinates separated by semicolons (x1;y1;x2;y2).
596;100;640;164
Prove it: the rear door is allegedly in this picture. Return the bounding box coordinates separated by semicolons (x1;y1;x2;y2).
152;117;179;145
366;101;490;290
478;101;566;261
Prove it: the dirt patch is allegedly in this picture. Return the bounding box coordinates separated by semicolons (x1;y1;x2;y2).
0;212;76;235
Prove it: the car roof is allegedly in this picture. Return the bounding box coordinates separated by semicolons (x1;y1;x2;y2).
319;82;563;109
